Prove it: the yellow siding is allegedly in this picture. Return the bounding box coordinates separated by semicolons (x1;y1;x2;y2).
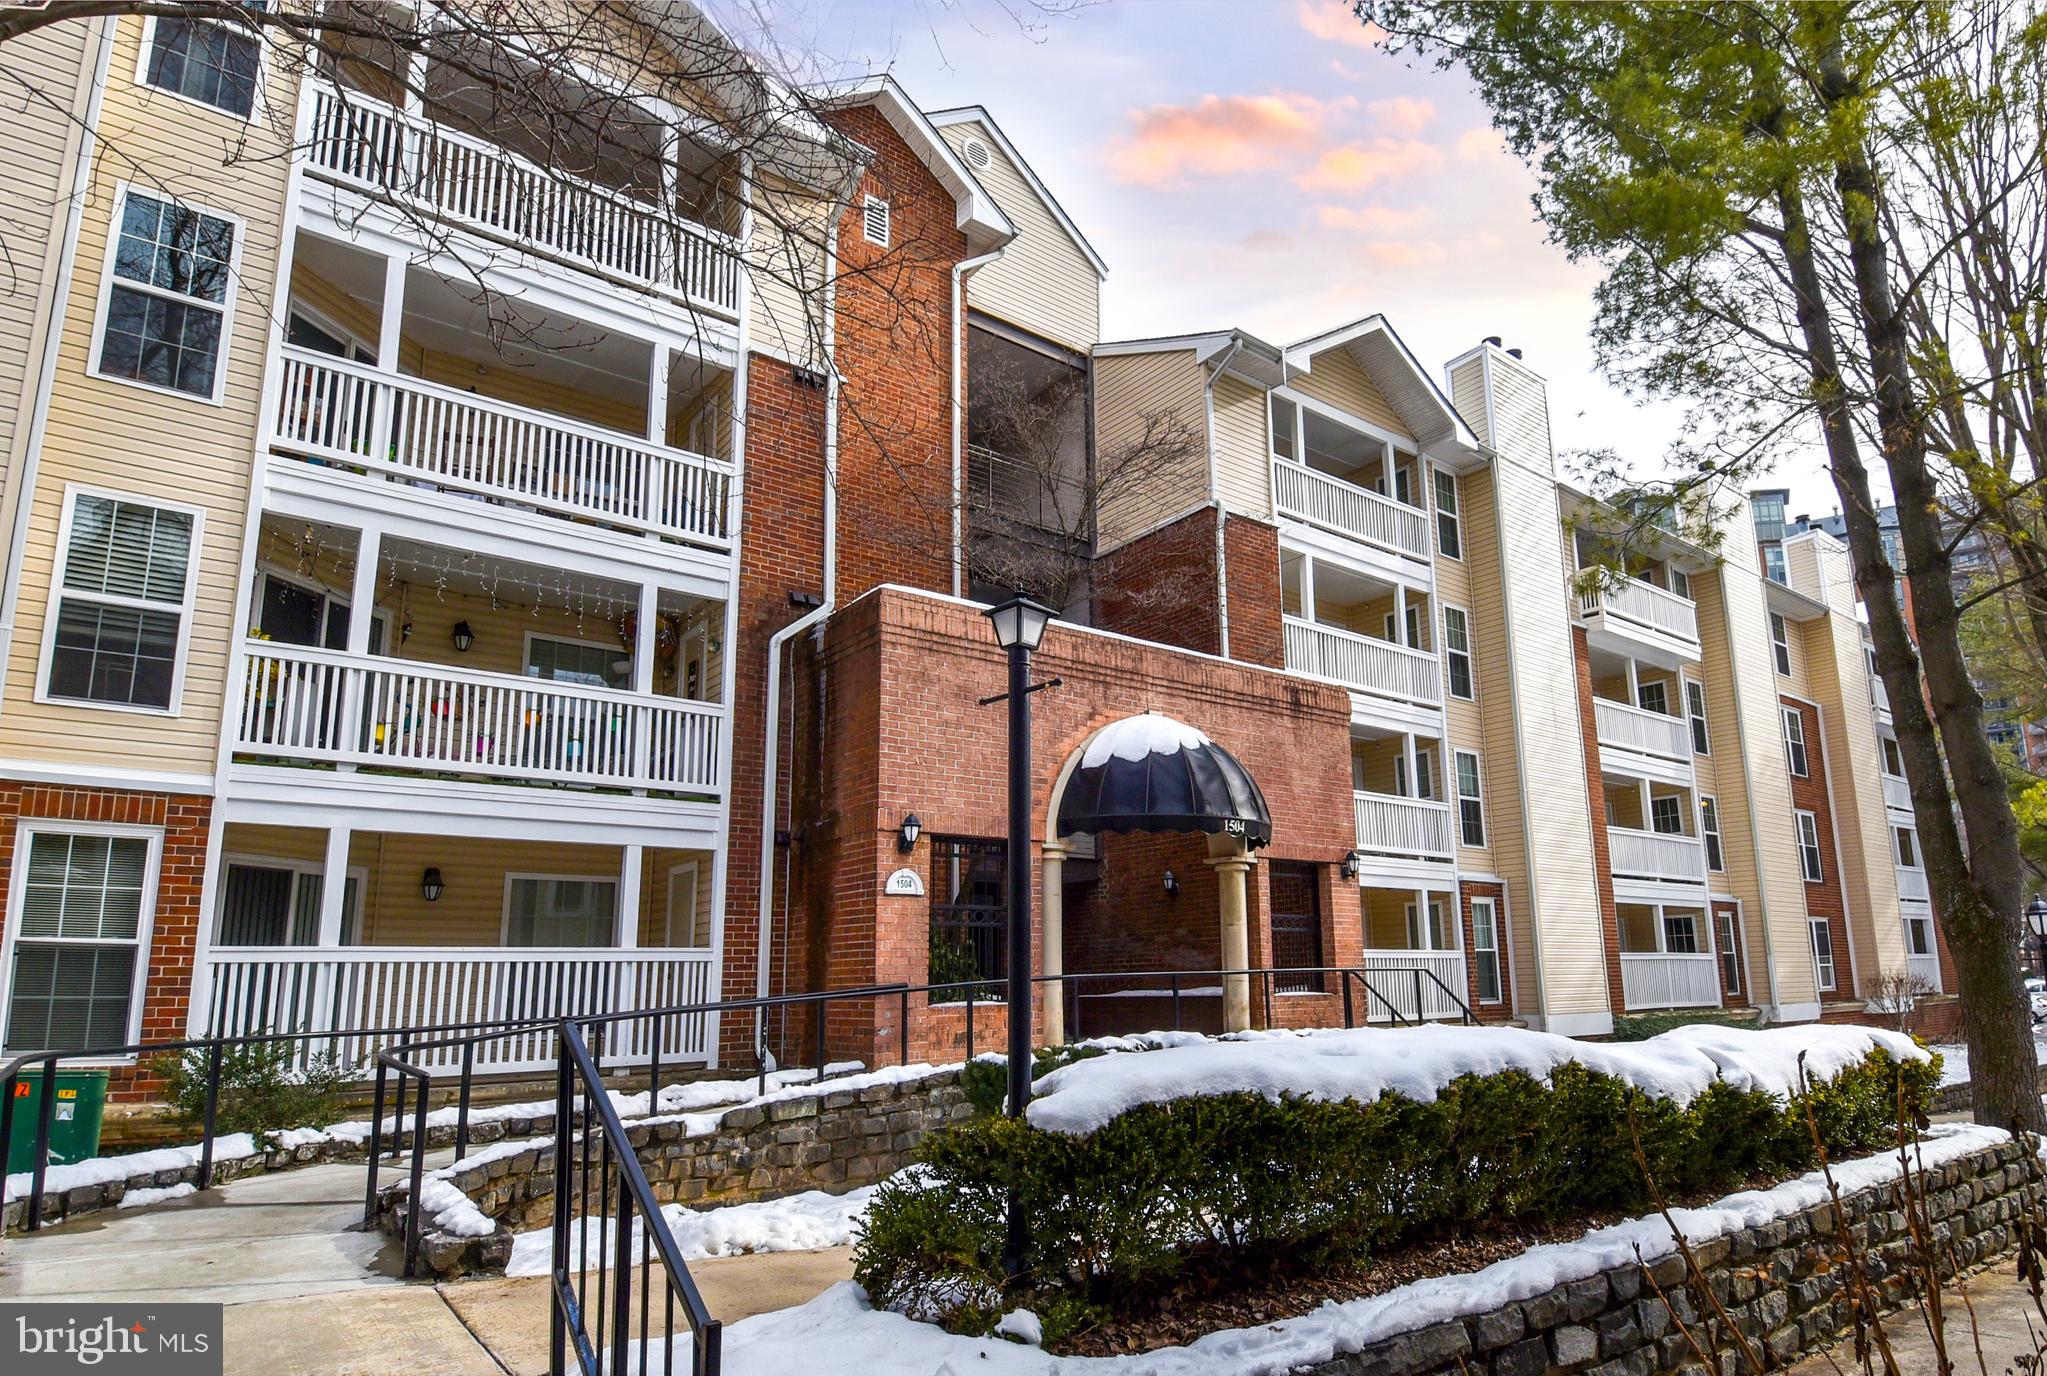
1210;373;1271;520
746;176;830;369
1433;465;1491;873
0;17;296;774
1290;344;1410;439
1092;348;1209;552
937;119;1100;352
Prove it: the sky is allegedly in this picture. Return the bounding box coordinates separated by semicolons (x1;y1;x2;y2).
706;0;1847;519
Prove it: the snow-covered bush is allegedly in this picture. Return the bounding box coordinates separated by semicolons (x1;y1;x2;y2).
854;1026;1937;1340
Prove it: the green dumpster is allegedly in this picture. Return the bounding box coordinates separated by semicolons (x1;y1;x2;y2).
6;1068;110;1175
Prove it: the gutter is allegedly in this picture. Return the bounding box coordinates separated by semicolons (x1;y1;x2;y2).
949;247;1006;596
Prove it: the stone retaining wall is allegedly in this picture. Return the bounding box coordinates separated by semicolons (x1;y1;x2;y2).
382;1067;968;1276
1303;1138;2041;1376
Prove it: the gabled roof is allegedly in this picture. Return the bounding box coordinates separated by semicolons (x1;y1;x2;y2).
1285;315;1480;454
821;77;1016;254
926;105;1109;278
1094;329;1288;389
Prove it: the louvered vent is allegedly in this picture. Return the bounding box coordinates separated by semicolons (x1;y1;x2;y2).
862;196;890;247
962;137;992;170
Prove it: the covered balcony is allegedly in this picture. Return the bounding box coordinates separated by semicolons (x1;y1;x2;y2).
1587;649;1695;786
306;15;741;313
1574;554;1701;667
1356;887;1470;1022
1348;728;1457;893
1605;779;1708;890
270;233;735;553
1281;550;1441;726
232;518;725;801
1617;902;1721;1010
1269;393;1432;577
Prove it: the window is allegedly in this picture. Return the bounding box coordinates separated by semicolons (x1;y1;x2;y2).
862;196;891;247
1781;705;1809;776
216;861;360;947
1811;918;1837;992
1470;897;1502;1003
1796;809;1824;882
526;635;630;690
286;306;375;364
3;828;156;1054
255;570;351;650
1384;605;1422;649
141;11;260;118
43;490;199;712
1455;750;1485;848
1882;736;1904;776
504;876;616;947
1650;795;1685;835
1668;568;1690;600
1442;606;1473;700
929;837;1005;997
1700;796;1725;872
1433;469;1461;559
1763;544;1789;585
1637;679;1669;716
1662;910;1701;954
1715;909;1742;995
1752;491;1786;536
95;190;238;401
1397;747;1436;801
1404;898;1448;950
1904;913;1935;958
1770;612;1791;675
1895;827;1918;869
1685;679;1710;755
664;864;707;947
1269;861;1324;991
1270;395;1297;461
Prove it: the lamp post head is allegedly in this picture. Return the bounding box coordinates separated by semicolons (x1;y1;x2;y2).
984;589;1057;653
2028;894;2047;939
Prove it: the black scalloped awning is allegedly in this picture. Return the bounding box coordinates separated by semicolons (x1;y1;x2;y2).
1055;712;1272;849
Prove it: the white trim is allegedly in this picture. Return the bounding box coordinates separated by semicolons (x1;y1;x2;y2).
1698;793;1725;873
501;871;624;947
1431;466;1462;561
135;9;269;126
1795;809;1824;883
34;482;207;717
1468;894;1504;1004
521;628;633;690
824;78;1015;249
1453;747;1486;849
284;295;377;361
1441;603;1475;702
0;758;213;795
861;195;891;248
1808;916;1838;994
926;105;1110;276
214;851;366;946
664;861;706;948
1272;383;1417;459
85;182;247;407
1284;314;1481;449
1682;673;1710;756
0;819;165;1062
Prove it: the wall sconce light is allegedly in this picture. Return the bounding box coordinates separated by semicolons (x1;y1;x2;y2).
1340;851;1361;881
1162;867;1179;897
421;867;445;903
897;813;922;853
451;621;475;653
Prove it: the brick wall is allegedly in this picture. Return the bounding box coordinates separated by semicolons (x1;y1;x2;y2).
1570;628;1626;1013
0;782;211;1099
1713;899;1748;1008
1222;514;1284;669
1784;696;1853;1001
1456;879;1511;1021
1094;505;1221;655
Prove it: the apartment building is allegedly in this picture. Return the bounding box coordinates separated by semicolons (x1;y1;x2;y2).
0;6;1953;1092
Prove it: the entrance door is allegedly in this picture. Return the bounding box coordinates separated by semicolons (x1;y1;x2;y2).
664;864;705;947
1269;861;1323;991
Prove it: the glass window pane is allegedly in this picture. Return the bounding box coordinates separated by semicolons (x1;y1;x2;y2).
5;943;139;1053
49;600;182;709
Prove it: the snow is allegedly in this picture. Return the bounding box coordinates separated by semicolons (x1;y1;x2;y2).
5;1133;259;1204
1025;1023;1930;1135
645;1123;2008;1375
995;1310;1045;1346
1930;1034;2047;1088
1080;712;1211;768
116;1182;195;1210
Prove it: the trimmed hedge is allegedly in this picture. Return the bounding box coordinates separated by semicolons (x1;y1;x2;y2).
854;1045;1938;1337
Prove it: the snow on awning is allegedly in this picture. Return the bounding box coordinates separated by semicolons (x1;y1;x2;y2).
1055;711;1273;849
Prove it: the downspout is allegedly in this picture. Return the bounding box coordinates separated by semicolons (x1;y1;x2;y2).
0;19;114;709
950;247;1007;597
755;267;839;1002
1204;340;1244;659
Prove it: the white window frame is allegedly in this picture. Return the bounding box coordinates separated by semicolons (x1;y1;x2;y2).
1795;809;1824;882
1432;468;1462;560
285;297;377;363
522;630;631;690
251;564;355;650
1810;917;1837;993
36;483;206;717
87;182;246;407
1895;826;1919;869
663;861;706;948
1903;913;1936;960
1384;605;1422;649
1469;896;1503;1004
136;10;270;124
1661;909;1702;954
1636;679;1669;715
1714;907;1742;996
1403;897;1449;951
0;820;164;1063
1770;612;1792;676
1454;749;1485;848
1442;604;1474;701
501;872;620;948
215;853;366;947
862;195;891;247
1782;705;1809;777
1397;746;1436;801
1684;677;1709;755
1699;795;1725;872
1650;794;1685;836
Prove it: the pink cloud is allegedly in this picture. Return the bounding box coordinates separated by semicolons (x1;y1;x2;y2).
1317;204;1437;234
1368;96;1436;136
1296;0;1386;48
1109;92;1330;186
1456;126;1508;161
1361;240;1449;269
1294;139;1443;192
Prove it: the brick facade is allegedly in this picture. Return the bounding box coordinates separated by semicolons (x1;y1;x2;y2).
1095;505;1223;655
1783;695;1854;1002
1455;879;1512;1021
1221;514;1284;669
1570;628;1627;1013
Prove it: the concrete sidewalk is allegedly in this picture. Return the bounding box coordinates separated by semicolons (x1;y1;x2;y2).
1789;1260;2047;1373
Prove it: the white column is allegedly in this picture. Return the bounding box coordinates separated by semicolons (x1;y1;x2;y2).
1041;842;1066;1048
632;582;659;793
1298;555;1316;625
1637;778;1651;827
646;345;671;446
315;826;352;947
346;528;382;654
1414;888;1429;949
1402;733;1419;799
1393;584;1407;645
1208;835;1255;1032
376;255;406;371
616;844;644;949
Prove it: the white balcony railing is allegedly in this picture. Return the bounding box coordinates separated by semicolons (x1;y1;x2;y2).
201;946;715;1076
1620;953;1722;1010
1594;697;1692;763
1897;866;1931;903
1882;774;1912;813
1272;461;1431;562
1608;826;1707;884
1354;792;1456;861
1283;617;1441;707
1907;952;1943;993
305;81;740;313
1578;577;1700;648
1357;950;1469;1022
271;347;732;548
1872;674;1893;714
235;644;724;794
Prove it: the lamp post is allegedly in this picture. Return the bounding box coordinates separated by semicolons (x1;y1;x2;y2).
2027;895;2047;982
982;588;1055;1280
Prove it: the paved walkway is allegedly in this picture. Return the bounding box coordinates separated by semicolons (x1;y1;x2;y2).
1789;1259;2047;1373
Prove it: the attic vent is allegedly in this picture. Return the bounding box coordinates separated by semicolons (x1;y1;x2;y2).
862;195;891;247
962;136;992;169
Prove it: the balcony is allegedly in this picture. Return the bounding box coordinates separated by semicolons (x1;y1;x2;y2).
1578;578;1701;666
1620;954;1722;1010
1354;792;1456;862
302;80;740;315
1284;617;1441;711
1356;951;1470;1022
1273;461;1431;568
1882;774;1911;813
1907;952;1943;993
269;346;733;550
1608;826;1707;885
1897;866;1930;904
1594;697;1691;765
234;644;724;796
